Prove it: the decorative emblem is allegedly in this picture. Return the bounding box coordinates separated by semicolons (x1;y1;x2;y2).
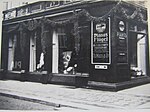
119;21;125;32
96;22;106;33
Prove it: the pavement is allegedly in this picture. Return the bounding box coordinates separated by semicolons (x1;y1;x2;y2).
0;80;150;112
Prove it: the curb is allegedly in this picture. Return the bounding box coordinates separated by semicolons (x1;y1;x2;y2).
0;92;60;107
88;76;150;91
0;92;86;110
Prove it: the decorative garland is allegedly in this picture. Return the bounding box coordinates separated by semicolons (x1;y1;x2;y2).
73;20;80;55
41;23;46;54
5;2;147;55
6;2;147;32
115;5;147;24
27;19;39;31
40;23;52;54
40;9;109;27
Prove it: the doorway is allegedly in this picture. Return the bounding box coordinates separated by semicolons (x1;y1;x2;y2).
129;31;147;77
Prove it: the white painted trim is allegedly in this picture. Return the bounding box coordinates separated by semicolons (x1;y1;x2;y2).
91;20;93;64
29;34;36;72
109;17;111;64
52;30;59;73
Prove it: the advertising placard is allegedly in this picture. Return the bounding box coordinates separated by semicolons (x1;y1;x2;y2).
116;18;128;63
91;18;111;64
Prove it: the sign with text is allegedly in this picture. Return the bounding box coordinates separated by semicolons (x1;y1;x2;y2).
95;65;108;69
116;18;128;63
91;18;111;64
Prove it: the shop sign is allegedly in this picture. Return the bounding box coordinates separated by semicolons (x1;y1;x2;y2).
91;18;111;64
116;18;128;63
95;65;108;69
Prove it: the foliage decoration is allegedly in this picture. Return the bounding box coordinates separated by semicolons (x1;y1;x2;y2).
27;19;39;31
115;5;147;24
6;2;147;32
73;20;80;55
5;1;147;56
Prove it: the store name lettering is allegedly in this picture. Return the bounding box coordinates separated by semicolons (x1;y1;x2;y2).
94;33;108;42
117;32;127;37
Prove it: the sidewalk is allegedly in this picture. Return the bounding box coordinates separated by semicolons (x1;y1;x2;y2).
0;80;150;111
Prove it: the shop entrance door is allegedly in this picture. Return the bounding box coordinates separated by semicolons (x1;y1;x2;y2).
129;31;147;76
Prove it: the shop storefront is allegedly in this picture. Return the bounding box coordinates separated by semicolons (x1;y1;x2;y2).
1;1;149;89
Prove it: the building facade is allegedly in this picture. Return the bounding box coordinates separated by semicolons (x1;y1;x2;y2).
1;1;149;88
